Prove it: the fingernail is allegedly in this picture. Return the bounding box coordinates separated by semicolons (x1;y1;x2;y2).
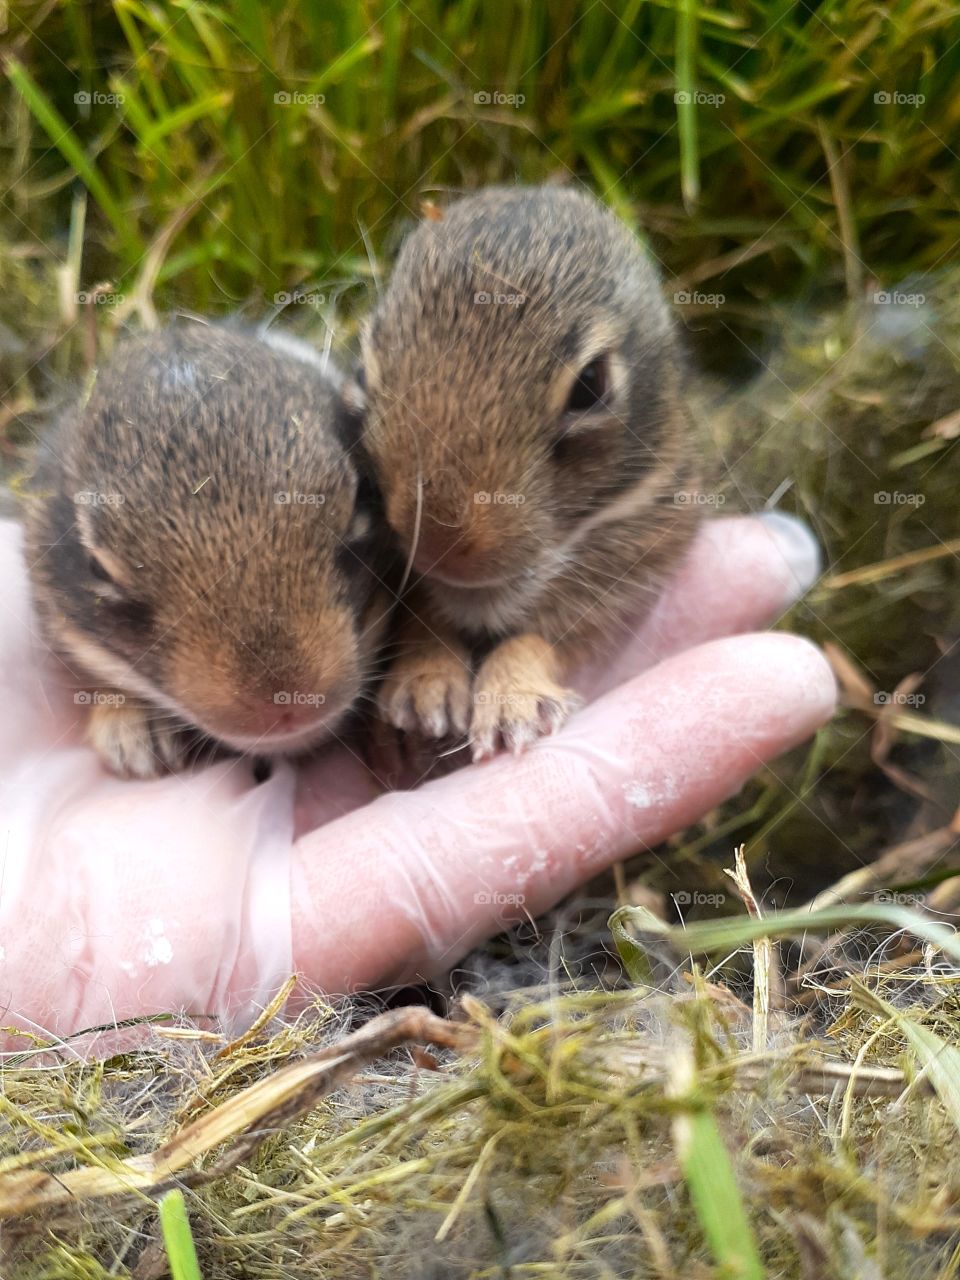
758;511;821;601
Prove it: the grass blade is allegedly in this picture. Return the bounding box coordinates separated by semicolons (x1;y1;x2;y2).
160;1189;203;1280
851;980;960;1139
670;1052;764;1280
611;901;960;969
6;59;139;258
676;0;699;209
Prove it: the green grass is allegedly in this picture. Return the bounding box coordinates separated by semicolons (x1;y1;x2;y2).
160;1191;204;1280
4;0;959;323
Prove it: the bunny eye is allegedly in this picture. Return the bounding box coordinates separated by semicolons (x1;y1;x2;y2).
87;549;131;594
86;545;138;602
85;547;153;629
88;553;115;584
566;355;609;413
347;509;373;544
345;472;382;546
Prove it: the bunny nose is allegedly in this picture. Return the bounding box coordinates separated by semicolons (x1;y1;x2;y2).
387;490;510;585
264;698;323;734
217;692;330;741
412;527;467;573
411;524;501;583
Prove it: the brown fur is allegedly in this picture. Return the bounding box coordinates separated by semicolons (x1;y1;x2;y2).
360;185;699;757
24;324;389;777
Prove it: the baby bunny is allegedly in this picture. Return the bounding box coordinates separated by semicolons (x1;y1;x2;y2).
359;185;700;759
25;323;389;778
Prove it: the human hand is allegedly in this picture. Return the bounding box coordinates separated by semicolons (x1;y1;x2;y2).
0;513;834;1051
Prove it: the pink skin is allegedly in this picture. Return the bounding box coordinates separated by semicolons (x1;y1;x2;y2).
0;515;835;1054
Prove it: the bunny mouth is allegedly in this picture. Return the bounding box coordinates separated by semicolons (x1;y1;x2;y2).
209;711;347;755
425;573;541;638
166;674;358;756
422;564;514;589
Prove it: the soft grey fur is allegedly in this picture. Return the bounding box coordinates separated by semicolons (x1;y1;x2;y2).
362;185;699;655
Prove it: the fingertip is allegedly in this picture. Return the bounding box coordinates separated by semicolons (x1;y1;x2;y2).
756;510;822;604
760;632;838;733
574;514;827;699
698;511;822;612
647;629;836;752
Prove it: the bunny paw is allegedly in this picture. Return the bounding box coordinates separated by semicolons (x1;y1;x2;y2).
88;698;187;779
470;636;580;761
378;645;473;740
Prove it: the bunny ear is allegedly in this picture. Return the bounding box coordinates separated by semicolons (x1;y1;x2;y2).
419;198;445;223
345;318;379;416
341;371;367;415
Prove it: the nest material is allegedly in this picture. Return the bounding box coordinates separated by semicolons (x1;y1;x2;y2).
2;921;960;1280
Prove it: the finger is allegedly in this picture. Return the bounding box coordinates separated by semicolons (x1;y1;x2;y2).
288;632;836;993
573;512;821;701
293;512;823;830
292;737;383;835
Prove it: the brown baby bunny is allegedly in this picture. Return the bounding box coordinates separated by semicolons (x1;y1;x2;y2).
358;184;700;760
24;323;390;779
